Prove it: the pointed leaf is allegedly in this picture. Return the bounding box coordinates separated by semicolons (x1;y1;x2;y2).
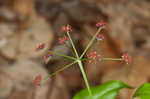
73;80;132;99
133;83;150;99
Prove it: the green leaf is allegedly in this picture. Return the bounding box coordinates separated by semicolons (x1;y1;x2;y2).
133;83;150;99
73;80;132;99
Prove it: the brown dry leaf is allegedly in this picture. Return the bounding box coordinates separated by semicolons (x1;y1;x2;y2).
17;13;54;59
13;0;34;20
0;13;54;59
34;82;50;99
49;75;71;99
7;90;33;99
0;23;16;39
1;59;51;99
0;34;18;59
4;59;50;90
96;0;150;53
62;0;101;23
0;72;14;99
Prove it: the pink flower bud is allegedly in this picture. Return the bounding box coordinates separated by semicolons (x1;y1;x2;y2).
62;24;72;32
86;51;101;63
58;37;69;44
35;43;46;52
121;53;131;64
34;75;42;86
96;21;107;27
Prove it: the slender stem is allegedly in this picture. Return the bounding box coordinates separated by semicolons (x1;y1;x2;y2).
48;50;76;60
44;61;77;80
101;58;123;61
77;60;93;99
50;58;72;61
81;57;123;62
80;27;104;59
66;31;79;58
64;42;76;57
66;31;92;98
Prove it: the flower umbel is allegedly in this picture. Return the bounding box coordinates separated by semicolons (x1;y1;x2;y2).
58;36;69;44
86;51;101;63
121;53;131;64
62;24;72;32
34;75;42;86
35;43;46;52
34;22;131;99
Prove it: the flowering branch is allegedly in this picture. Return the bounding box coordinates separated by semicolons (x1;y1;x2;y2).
34;21;131;99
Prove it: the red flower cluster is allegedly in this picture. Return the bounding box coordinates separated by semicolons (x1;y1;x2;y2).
58;37;69;44
35;43;46;52
96;21;107;27
121;53;131;64
96;33;105;41
62;24;72;32
44;53;52;64
34;75;41;86
86;51;101;63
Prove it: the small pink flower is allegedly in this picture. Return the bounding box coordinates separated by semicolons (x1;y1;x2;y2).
86;51;101;63
34;75;42;86
44;53;52;64
62;24;72;32
96;21;107;27
121;53;131;64
58;37;69;44
96;33;105;41
35;43;46;52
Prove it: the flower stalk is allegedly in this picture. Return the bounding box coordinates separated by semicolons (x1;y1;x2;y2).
34;22;131;99
77;60;93;99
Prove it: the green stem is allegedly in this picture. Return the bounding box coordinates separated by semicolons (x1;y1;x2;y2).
48;50;76;61
80;27;104;59
44;61;77;80
77;60;93;99
101;58;123;61
50;58;72;61
66;31;79;58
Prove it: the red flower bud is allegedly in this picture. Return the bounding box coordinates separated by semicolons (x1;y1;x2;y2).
35;43;46;52
58;37;69;44
86;51;101;63
121;53;131;64
34;75;42;86
62;24;72;32
96;21;107;27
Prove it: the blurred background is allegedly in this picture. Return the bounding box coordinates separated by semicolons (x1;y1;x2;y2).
0;0;150;99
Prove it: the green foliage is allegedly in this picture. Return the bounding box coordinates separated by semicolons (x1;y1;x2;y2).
133;83;150;99
73;80;132;99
